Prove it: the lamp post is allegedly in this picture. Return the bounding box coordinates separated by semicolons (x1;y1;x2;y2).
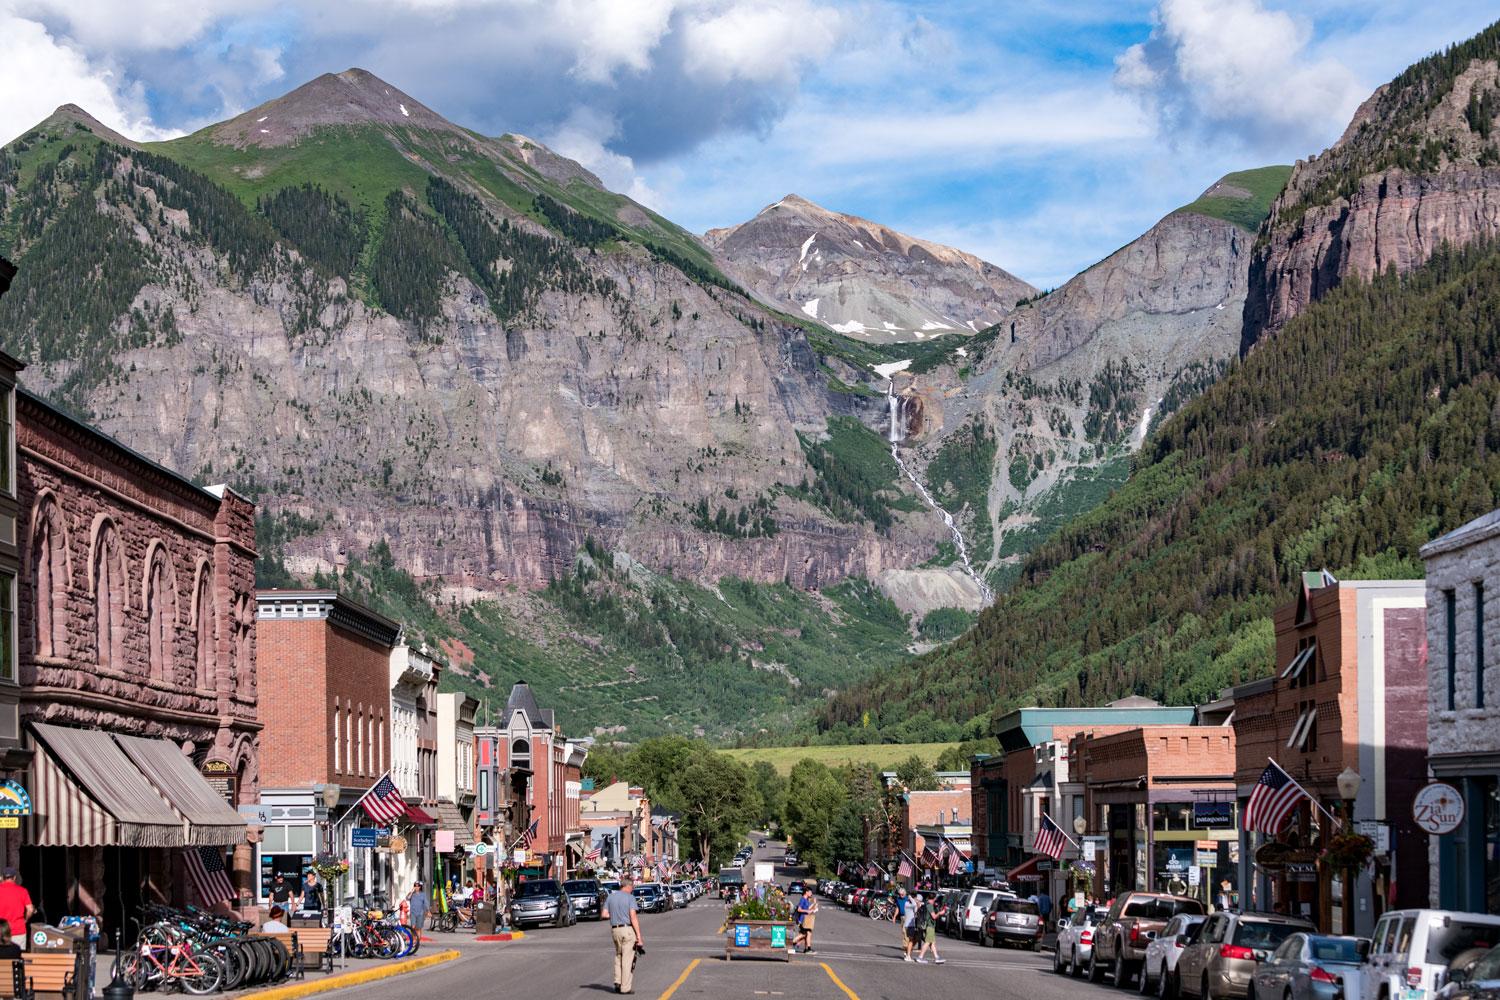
1335;768;1361;934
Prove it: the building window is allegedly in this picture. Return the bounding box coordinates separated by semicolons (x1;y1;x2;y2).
90;519;125;670
1476;582;1487;710
144;546;176;684
1446;589;1458;711
1282;637;1316;688
1288;699;1318;752
511;738;531;767
356;706;364;777
0;571;13;683
478;770;489;810
29;495;69;660
193;567;214;690
333;699;341;773
376;713;384;775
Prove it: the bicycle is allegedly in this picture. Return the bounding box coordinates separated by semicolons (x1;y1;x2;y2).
117;920;224;994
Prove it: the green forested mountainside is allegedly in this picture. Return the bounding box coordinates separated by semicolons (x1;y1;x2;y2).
819;240;1500;743
292;538;913;741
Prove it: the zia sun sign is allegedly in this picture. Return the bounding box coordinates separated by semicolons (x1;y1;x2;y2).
1412;782;1465;835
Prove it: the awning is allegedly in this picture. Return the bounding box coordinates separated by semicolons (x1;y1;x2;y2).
1007;855;1046;883
26;724;184;847
115;734;246;846
405;805;437;827
433;800;474;848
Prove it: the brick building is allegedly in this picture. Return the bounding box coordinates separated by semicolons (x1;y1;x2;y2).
1420;511;1500;914
1069;725;1237;902
1229;574;1428;935
11;381;258;936
474;682;587;878
255;590;411;903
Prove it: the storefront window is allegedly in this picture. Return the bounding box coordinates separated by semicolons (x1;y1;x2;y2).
1153;803;1195;831
259;825;317;900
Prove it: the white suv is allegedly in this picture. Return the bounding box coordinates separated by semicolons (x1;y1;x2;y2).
953;888;1001;941
1361;910;1500;1000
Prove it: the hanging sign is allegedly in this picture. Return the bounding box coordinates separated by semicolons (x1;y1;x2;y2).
0;780;32;817
201;761;235;804
1413;782;1465;835
1192;802;1234;829
351;827;381;848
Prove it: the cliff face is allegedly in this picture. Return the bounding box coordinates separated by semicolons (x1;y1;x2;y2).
705;194;1034;344
1244;44;1500;350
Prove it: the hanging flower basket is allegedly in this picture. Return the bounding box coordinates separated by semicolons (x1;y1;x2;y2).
1321;832;1374;870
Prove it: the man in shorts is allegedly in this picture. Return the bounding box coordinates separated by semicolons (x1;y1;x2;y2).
792;889;818;954
900;890;919;961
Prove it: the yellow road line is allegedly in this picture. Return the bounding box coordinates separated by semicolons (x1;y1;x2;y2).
239;948;461;1000
820;961;860;1000
657;957;700;1000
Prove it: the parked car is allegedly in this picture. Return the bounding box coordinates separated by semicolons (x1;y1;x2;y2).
982;894;1043;950
954;887;1003;940
1250;933;1367;1000
563;878;604;921
1142;913;1209;997
935;889;966;935
1362;910;1500;1000
509;878;576;928
1056;906;1113;978
1092;891;1209;987
633;883;669;914
1439;942;1500;1000
1176;911;1316;1000
787;880;806;896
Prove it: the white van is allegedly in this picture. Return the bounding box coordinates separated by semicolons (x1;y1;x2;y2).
955;888;1001;940
1361;909;1500;1000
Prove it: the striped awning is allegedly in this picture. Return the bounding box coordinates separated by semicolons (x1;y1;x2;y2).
433;799;475;848
115;734;246;846
25;724;185;848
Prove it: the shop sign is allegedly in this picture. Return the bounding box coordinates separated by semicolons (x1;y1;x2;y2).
734;925;750;947
0;818;16;829
513;849;526;864
1188;867;1201;887
1254;842;1318;873
201;761;235;804
1195;848;1218;867
1356;821;1390;854
1286;862;1318;883
388;835;407;854
351;827;381;848
1192;802;1234;829
1083;836;1107;861
1413;782;1465;835
1038;860;1054;872
0;779;32;817
238;804;275;825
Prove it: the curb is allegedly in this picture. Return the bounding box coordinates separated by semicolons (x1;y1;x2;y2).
474;930;526;942
237;948;462;1000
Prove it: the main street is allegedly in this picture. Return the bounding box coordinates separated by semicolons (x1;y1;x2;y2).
328;840;1105;1000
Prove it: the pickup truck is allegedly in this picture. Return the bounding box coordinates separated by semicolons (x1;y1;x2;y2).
1089;890;1207;988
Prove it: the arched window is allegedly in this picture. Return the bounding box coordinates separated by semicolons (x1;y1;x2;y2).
191;563;215;690
143;543;178;683
89;518;126;670
233;595;253;694
29;494;70;660
344;705;353;776
511;738;531;767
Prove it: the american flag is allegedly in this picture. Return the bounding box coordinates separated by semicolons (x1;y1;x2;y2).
866;862;880;879
584;844;601;862
945;844;964;876
897;854;912;879
1034;814;1066;859
518;819;539;849
1244;760;1307;834
360;775;410;824
920;846;939;869
183;846;235;905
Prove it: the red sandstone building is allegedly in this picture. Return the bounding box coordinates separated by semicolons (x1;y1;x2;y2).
8;360;259;934
1228;575;1428;936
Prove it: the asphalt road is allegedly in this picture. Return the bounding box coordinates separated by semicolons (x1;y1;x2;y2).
332;837;1126;1000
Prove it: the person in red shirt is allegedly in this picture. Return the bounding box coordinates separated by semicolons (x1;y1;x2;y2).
0;869;34;947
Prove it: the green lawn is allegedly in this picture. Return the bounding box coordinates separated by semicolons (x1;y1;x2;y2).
722;742;958;776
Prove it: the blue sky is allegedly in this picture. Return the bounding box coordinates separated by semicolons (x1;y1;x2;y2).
2;0;1496;287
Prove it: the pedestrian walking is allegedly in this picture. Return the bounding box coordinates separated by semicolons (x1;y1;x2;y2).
916;895;947;965
1036;888;1053;930
0;869;34;947
299;871;323;916
270;873;293;911
899;890;919;961
406;882;430;931
792;889;818;954
605;875;644;995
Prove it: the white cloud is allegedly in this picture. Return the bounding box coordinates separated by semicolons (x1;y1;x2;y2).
560;0;677;84
543;108;666;209
8;0;269;51
1114;0;1365;151
680;0;843;85
0;12;179;143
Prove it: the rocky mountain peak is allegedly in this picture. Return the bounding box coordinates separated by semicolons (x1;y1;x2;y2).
16;104;139;148
705;194;1034;343
206;67;459;147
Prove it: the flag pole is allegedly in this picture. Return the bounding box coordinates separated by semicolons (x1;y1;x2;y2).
1267;758;1345;829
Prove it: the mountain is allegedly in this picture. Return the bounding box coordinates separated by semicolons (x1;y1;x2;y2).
816;22;1500;742
705;194;1034;343
1244;22;1500;349
871;167;1287;593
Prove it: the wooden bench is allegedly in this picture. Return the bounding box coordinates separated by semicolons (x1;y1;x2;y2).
264;929;333;978
0;953;82;1000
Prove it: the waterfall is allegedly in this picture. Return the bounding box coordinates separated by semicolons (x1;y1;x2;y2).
886;379;994;605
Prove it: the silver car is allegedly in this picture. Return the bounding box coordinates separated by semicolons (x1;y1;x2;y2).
1143;913;1209;997
509;878;576;929
1055;907;1111;977
1250;933;1366;1000
1178;912;1316;1000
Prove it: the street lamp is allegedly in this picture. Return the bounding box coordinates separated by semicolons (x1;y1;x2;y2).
1073;816;1087;837
1335;768;1361;934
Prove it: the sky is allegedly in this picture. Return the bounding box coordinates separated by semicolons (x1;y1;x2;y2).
2;0;1496;288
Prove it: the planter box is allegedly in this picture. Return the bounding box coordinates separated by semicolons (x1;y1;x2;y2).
724;920;792;961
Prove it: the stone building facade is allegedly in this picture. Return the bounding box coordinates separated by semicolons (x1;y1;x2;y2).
13;388;258;931
1421;510;1500;915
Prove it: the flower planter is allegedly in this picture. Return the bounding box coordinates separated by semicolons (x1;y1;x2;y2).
724;920;792;961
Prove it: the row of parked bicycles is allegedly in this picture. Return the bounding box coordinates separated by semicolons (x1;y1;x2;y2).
110;900;421;993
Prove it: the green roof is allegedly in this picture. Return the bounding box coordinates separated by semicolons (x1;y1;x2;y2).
993;706;1197;752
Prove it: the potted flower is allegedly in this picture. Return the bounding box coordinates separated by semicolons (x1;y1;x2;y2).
1321;832;1374;870
723;888;794;962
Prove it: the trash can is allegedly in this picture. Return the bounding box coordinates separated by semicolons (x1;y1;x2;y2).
57;917;98;998
474;903;496;935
